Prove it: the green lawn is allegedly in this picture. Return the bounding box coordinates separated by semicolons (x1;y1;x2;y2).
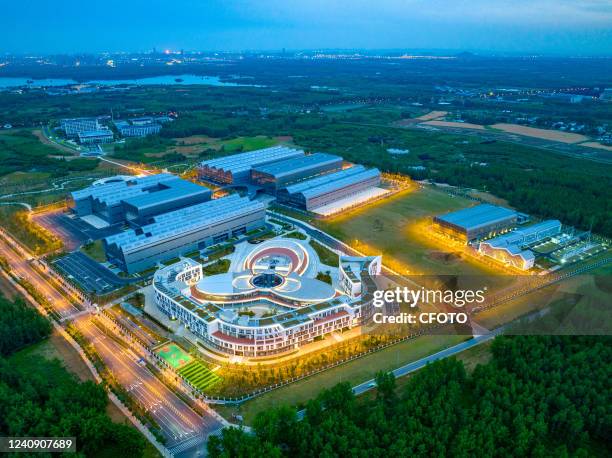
309;239;339;266
81;240;106;262
220;136;277;152
215;333;466;424
203;259;231;276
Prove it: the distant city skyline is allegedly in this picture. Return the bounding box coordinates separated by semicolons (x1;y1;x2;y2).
2;0;611;56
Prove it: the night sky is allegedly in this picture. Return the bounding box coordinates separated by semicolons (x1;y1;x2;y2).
2;0;611;55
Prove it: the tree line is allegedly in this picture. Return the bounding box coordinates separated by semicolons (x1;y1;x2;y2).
0;294;146;457
209;335;611;457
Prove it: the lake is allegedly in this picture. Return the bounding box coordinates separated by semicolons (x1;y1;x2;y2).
0;74;263;89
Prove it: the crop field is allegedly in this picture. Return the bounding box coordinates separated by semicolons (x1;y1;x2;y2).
177;360;221;391
316;185;497;276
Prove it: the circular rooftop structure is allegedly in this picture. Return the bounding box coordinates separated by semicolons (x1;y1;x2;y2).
192;238;334;307
243;239;309;276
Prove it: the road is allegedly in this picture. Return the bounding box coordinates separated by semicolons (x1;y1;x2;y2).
0;230;223;457
0;231;80;319
78;318;223;456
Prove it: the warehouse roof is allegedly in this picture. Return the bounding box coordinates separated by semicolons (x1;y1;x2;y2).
283;165;380;199
435;204;517;231
200;146;304;175
105;194;265;253
71;173;209;209
251;152;341;179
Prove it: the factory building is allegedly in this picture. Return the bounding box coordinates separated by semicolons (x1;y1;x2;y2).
77;129;114;144
433;204;519;242
71;173;211;226
276;165;381;211
478;220;561;270
60;117;100;138
103;194;266;273
250;152;342;193
198;146;304;184
114;118;162;137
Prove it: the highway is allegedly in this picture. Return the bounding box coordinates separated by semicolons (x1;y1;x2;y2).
0;230;80;319
78;318;223;456
0;230;223;457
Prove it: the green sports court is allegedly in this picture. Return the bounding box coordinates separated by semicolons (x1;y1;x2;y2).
155;342;193;369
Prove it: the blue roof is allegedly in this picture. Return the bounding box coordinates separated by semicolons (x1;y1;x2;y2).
251;153;341;179
71;173;209;209
283;165;380;199
435;204;517;231
105;194;265;253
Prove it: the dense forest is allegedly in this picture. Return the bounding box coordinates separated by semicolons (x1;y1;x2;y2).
0;295;51;356
0;294;146;457
209;335;612;457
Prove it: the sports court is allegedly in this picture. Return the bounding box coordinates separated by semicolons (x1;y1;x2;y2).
155;342;193;369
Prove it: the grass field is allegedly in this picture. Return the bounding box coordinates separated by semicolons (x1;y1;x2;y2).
155;342;192;369
177;360;221;391
309;239;339;266
215;333;466;424
315;186;494;276
81;240;106;262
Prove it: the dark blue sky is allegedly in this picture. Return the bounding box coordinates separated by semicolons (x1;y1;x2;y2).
3;0;611;55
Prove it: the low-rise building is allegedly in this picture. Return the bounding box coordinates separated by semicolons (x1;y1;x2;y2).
77;129;114;144
433;204;518;243
61;117;100;138
478;220;562;270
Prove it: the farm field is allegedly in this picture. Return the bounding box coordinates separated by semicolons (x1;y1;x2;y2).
421;120;486;130
315;185;496;276
491;123;589;143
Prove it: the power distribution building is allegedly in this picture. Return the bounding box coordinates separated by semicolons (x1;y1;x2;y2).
250;152;342;193
71;173;212;226
432;204;519;242
276;165;381;211
478;220;562;270
103;194;266;273
198;146;304;184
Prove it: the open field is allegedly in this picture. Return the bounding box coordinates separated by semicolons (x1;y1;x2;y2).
580;141;612;152
491;123;589;143
315;185;495;276
214;333;466;424
416;110;447;121
421;120;486;130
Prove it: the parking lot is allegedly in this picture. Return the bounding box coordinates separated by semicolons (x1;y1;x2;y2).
53;251;130;294
33;210;122;250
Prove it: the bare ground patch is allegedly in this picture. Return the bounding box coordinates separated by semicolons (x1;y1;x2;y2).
491;123;588;143
421;120;486;130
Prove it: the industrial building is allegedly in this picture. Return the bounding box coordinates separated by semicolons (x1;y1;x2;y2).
478;220;562;270
71;173;212;226
433;204;519;242
198;146;304;184
276;165;382;211
61;117;101;138
77;129;114;144
115;118;162;137
249;152;342;193
104;194;266;273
